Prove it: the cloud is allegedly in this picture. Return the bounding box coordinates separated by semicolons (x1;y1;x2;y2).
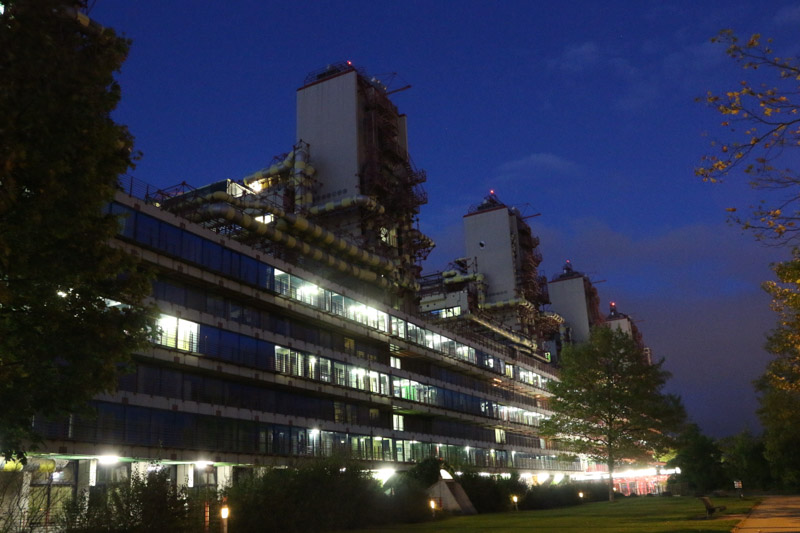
538;218;778;297
534;218;781;436
496;152;582;178
773;5;800;25
613;79;660;111
548;41;602;72
547;41;658;110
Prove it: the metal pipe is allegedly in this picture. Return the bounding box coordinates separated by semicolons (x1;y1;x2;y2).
463;314;537;351
194;192;398;274
307;195;386;216
196;204;391;289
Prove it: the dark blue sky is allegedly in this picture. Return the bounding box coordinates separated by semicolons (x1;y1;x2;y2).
91;1;800;437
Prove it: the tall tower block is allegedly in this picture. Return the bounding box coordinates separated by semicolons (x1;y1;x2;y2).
463;194;545;309
547;261;603;344
296;63;431;308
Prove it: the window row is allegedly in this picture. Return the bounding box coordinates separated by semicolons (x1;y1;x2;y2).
35;402;581;471
154;312;546;429
112;203;553;390
153;276;385;362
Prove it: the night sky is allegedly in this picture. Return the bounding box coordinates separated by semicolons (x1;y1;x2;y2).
89;1;800;438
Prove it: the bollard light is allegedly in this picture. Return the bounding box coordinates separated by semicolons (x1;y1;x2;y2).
221;505;230;533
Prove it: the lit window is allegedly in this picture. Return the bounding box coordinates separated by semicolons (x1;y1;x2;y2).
393;414;404;431
390;356;401;369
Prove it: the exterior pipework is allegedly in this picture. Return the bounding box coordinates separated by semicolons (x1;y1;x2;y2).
242;145;316;211
480;298;536;311
194;193;420;293
440;272;487;307
243;152;295;185
195;204;391;289
443;273;485;284
189;192;398;274
463;313;538;352
291;142;315;210
307;195;386;216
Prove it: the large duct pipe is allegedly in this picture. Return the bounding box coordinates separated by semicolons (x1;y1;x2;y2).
242;143;316;211
464;313;537;352
193;192;398;275
243;152;295;185
480;298;535;311
292;142;315;210
307;195;386;216
196;204;392;289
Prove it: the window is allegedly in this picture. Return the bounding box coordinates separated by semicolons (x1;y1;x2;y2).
155;315;198;352
343;337;355;355
393;414;404;431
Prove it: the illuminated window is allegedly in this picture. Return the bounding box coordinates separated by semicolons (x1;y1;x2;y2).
343;337;355;355
156;314;198;352
390;356;401;369
393;414;404;431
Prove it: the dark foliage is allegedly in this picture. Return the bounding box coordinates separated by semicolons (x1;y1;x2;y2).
225;458;387;533
0;0;155;458
60;469;197;533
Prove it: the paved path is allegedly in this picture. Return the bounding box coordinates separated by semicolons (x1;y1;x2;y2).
734;495;800;532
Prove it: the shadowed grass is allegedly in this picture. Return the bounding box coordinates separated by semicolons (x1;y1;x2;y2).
349;496;757;533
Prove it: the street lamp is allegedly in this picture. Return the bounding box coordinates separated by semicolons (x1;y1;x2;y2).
512;495;519;511
220;505;230;533
429;498;437;519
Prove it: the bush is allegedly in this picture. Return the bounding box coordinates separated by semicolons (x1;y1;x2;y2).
225;458;386;533
59;468;196;533
382;472;430;523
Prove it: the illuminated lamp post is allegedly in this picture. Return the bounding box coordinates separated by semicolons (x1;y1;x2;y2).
429;498;437;519
512;495;519;511
220;504;230;533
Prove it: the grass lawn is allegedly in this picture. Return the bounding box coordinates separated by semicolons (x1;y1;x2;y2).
352;496;758;533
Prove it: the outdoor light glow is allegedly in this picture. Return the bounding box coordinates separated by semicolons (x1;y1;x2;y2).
97;455;119;465
220;506;229;519
553;474;565;484
512;495;518;503
440;469;453;480
374;468;395;485
579;491;584;498
195;461;212;468
536;473;550;484
309;428;320;437
429;499;436;509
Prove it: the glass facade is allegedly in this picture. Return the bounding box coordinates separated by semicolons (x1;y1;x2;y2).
74;199;578;471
